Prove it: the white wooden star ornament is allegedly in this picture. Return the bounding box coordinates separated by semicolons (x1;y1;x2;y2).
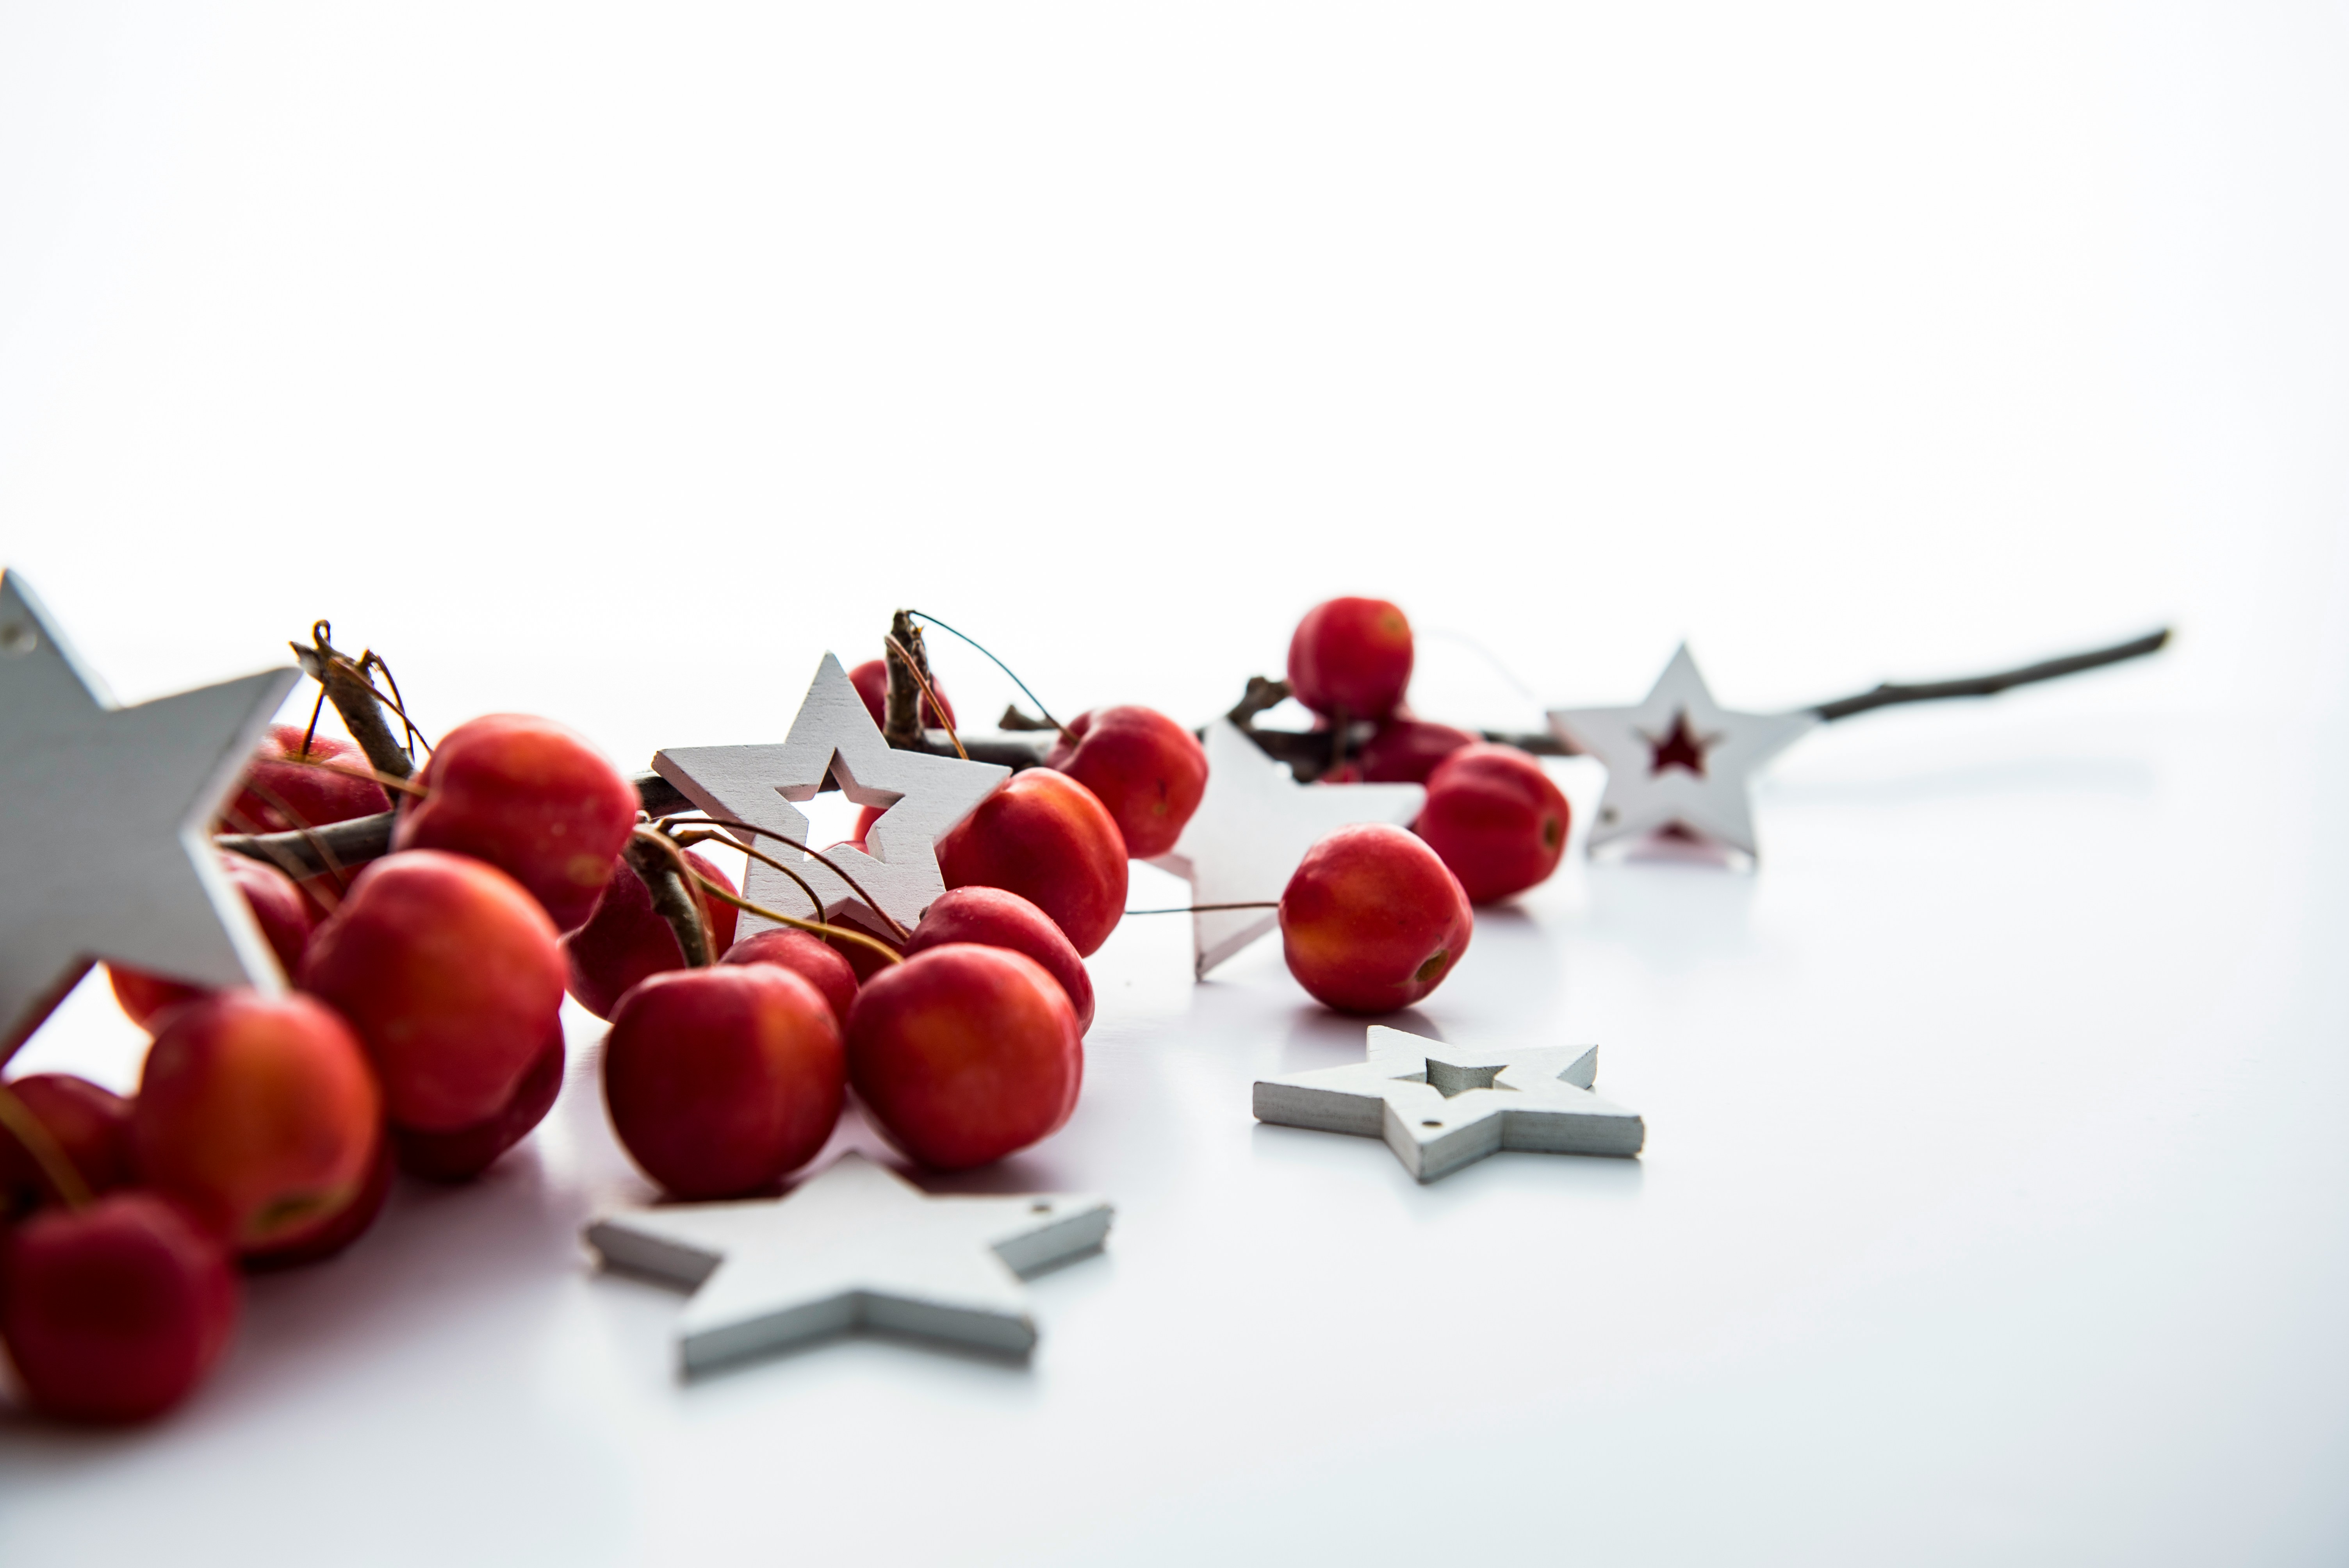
1546;644;1815;861
0;571;299;1061
1148;719;1425;976
1253;1025;1644;1181
653;654;1009;940
585;1152;1113;1372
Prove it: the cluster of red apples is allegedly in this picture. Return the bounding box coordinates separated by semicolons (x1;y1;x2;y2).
0;598;1567;1427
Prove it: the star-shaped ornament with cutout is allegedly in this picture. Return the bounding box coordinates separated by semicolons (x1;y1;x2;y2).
1147;719;1425;977
654;654;1009;941
1547;644;1816;861
585;1153;1113;1372
1253;1025;1644;1181
0;572;299;1061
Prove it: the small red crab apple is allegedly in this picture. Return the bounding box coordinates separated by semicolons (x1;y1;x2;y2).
243;1134;394;1269
391;713;638;934
1415;743;1571;903
132;991;383;1257
846;944;1082;1171
1288;597;1415;723
563;850;741;1019
388;1021;565;1182
223;723;392;834
1280;823;1473;1014
849;658;955;729
603;965;845;1200
0;1074;134;1215
109;852;317;1029
1046;706;1208;860
903;886;1095;1032
1358;716;1477;785
0;1191;239;1423
719;929;859;1026
936;768;1128;957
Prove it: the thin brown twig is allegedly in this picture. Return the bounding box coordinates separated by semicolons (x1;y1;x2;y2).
670;827;826;921
885;631;969;761
0;1082;94;1210
684;872;904;969
905;608;1074;743
1124;902;1281;914
223;785;350;904
628;828;715;967
657;815;911;943
272;752;430;798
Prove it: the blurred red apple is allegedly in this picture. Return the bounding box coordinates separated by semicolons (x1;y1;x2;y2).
1280;823;1473;1014
1046;706;1207;859
0;1073;134;1217
563;851;740;1019
936;768;1127;957
133;991;382;1254
299;850;566;1133
1360;717;1477;785
604;966;843;1199
389;1021;565;1182
846;944;1081;1170
391;713;638;933
1416;743;1570;903
221;723;391;834
242;1132;394;1270
1288;598;1413;721
109;853;317;1029
904;886;1094;1032
719;928;859;1026
0;1192;238;1422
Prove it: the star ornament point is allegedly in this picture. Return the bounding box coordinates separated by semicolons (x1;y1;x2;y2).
1148;720;1424;976
1253;1026;1644;1182
652;653;1010;939
585;1152;1114;1372
1547;644;1816;860
0;571;301;1061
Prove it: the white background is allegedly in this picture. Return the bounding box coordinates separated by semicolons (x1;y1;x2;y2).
1;4;2345;1563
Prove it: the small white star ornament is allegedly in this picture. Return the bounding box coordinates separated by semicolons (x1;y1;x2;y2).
1254;1025;1644;1182
0;571;299;1061
1149;719;1424;976
585;1153;1113;1372
654;654;1009;939
1547;643;1815;861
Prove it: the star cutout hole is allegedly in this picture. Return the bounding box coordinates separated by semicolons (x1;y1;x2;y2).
1640;709;1720;777
782;753;904;854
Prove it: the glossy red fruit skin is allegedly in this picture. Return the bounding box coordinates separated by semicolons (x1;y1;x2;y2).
133;991;383;1254
390;713;637;934
604;967;844;1200
1044;707;1208;859
719;929;859;1026
825;924;903;984
0;1074;134;1216
1360;717;1478;785
109;854;318;1028
1287;598;1414;721
299;850;567;1133
241;1131;393;1270
848;658;955;730
1416;744;1571;903
0;1192;238;1423
846;944;1082;1171
904;887;1095;1033
563;851;740;1019
223;724;392;834
389;1021;565;1182
935;768;1128;957
1280;823;1474;1014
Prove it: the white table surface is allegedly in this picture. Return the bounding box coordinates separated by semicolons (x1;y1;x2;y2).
2;4;2344;1561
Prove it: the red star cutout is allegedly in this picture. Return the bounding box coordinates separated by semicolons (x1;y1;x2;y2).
1640;709;1719;777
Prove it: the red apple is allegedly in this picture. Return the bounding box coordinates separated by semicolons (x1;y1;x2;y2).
603;966;844;1199
0;1073;134;1216
0;1192;238;1422
935;768;1127;957
242;1132;394;1270
1280;823;1473;1014
719;929;859;1026
1416;743;1570;903
1045;706;1208;859
563;851;740;1019
824;922;903;984
389;1021;565;1182
846;944;1081;1170
221;723;392;834
133;991;382;1254
1360;716;1477;785
848;657;955;729
109;853;318;1029
904;886;1094;1032
1287;598;1413;721
391;713;638;933
299;850;567;1133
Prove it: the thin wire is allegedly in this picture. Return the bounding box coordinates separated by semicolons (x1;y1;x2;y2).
904;609;1071;739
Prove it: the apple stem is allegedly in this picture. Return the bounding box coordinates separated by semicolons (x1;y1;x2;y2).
681;872;906;969
902;609;1075;744
668;828;827;923
883;630;970;761
626;830;716;967
0;1082;94;1212
291;621;432;782
219;787;350;909
654;815;913;944
1123;902;1280;914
